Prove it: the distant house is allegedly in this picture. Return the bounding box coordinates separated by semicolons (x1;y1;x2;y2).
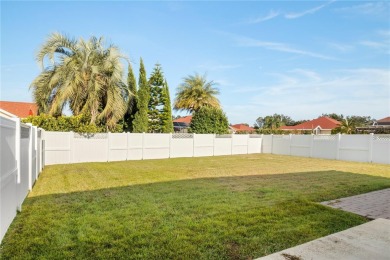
0;101;38;118
173;115;192;126
173;115;192;133
356;116;390;134
230;124;255;134
375;117;390;126
280;116;341;135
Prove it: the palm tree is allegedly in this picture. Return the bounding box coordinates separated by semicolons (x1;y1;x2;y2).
333;118;356;134
31;33;129;129
173;73;220;113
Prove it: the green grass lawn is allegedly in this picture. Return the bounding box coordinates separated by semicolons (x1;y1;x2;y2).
1;154;389;259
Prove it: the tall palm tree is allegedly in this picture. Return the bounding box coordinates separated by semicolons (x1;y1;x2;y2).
31;33;129;129
173;73;220;113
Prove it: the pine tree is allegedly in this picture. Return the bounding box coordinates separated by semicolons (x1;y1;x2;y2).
132;58;149;133
147;64;165;133
124;64;137;132
161;80;174;133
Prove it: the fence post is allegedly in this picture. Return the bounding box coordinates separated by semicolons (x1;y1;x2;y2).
26;123;33;190
33;126;38;180
368;133;374;163
231;134;234;155
310;134;314;158
213;134;216;156
336;133;341;160
271;134;274;154
247;134;249;154
142;132;145;160
169;133;172;158
289;134;292;155
260;134;264;153
107;132;111;162
69;131;74;164
126;132;129;161
14;118;21;183
193;133;196;156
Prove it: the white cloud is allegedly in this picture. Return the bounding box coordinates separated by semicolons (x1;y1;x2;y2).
328;42;354;53
198;63;242;71
230;34;335;60
224;68;389;123
285;0;335;19
246;10;279;24
359;30;390;54
334;2;390;17
360;40;388;49
290;69;322;81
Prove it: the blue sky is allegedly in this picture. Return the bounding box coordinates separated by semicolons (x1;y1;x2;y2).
1;1;389;125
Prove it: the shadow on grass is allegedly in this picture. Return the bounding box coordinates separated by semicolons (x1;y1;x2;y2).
1;171;389;259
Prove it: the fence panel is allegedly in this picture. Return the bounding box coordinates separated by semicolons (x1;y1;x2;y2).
312;135;338;160
262;135;272;153
272;135;290;155
214;135;232;156
232;135;249;155
248;135;262;154
143;134;170;159
127;133;143;160
194;134;214;157
170;134;194;158
0;117;18;243
43;132;71;165
290;135;312;157
73;133;108;163
109;133;128;162
372;135;390;164
339;135;370;162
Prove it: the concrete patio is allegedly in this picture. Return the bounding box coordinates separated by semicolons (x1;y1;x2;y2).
258;188;390;260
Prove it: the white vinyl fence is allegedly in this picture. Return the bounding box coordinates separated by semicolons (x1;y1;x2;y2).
43;132;263;165
264;134;390;164
0;117;43;243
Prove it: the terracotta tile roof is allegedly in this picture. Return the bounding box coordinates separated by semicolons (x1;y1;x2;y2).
0;101;38;118
173;115;192;124
377;117;390;123
280;116;341;130
231;124;255;132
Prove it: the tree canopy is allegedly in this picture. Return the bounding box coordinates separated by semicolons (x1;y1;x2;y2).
174;73;220;113
132;58;149;133
30;33;129;130
189;107;229;134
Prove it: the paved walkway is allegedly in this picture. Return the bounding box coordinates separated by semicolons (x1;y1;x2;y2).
258;188;390;259
257;218;390;260
321;188;390;219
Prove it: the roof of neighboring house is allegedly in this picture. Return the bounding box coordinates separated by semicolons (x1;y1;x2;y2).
173;115;192;124
0;101;38;118
280;116;341;130
231;124;255;132
377;117;390;123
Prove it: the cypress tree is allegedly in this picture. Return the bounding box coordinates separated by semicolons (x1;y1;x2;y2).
148;64;165;133
161;80;174;133
124;63;137;132
132;58;149;133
